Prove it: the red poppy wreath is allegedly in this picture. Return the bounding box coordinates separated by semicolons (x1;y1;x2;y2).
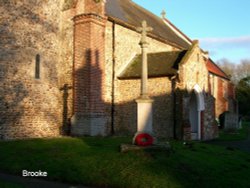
134;133;154;146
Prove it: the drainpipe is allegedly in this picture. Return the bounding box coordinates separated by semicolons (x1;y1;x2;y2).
111;21;115;135
171;74;177;139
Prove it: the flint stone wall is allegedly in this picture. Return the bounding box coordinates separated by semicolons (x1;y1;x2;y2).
105;22;177;138
0;1;73;139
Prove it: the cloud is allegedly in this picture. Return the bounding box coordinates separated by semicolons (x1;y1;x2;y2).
199;35;250;48
206;50;217;56
198;36;250;64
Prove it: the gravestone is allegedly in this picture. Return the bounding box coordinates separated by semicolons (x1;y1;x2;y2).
224;112;239;131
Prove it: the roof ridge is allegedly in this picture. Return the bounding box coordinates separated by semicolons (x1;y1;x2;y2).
129;1;191;46
163;17;192;44
129;0;167;25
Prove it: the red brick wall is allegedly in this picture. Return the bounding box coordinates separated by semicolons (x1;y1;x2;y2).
228;82;235;99
73;13;106;116
216;78;227;116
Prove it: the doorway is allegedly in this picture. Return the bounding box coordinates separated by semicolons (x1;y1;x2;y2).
189;91;199;140
189;84;205;140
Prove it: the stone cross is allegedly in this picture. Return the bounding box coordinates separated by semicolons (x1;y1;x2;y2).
161;10;166;19
136;20;153;99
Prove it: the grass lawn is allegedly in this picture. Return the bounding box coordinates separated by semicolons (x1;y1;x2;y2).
217;121;249;141
0;136;250;188
0;180;25;188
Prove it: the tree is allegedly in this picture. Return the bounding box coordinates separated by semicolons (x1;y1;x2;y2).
237;59;250;82
217;59;250;117
217;58;250;84
236;76;250;117
216;58;237;83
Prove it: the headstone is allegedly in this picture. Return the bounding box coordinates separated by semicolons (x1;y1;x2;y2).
224;113;239;131
238;116;242;129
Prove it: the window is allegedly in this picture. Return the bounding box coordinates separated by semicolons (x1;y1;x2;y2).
35;54;40;79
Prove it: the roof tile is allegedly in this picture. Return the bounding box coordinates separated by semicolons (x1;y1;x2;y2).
118;51;187;79
106;0;191;49
207;59;230;80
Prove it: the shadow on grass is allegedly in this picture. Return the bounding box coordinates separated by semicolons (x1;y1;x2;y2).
0;137;250;188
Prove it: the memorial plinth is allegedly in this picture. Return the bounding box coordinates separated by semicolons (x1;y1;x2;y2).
136;98;153;133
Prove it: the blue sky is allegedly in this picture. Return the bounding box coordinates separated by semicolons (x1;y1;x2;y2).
133;0;250;64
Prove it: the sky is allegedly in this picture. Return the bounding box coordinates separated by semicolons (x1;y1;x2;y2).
133;0;250;64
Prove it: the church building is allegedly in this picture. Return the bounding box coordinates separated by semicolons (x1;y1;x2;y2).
0;0;237;140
